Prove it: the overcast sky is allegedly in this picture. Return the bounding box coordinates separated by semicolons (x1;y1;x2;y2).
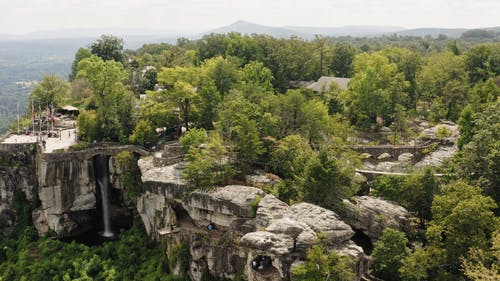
1;0;499;34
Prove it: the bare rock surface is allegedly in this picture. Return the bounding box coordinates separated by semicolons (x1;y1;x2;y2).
416;145;458;168
342;196;409;241
138;157;187;185
255;194;291;227
290;202;355;244
398;152;414;163
240;231;294;255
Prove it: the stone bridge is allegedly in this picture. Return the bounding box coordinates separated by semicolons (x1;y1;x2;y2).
349;142;436;160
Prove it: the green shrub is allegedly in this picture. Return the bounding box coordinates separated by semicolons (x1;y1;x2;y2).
422;143;439;155
179;128;207;152
371;175;406;203
248;195;261;217
436;125;451;139
113;151;143;198
168;243;190;274
69;142;90;151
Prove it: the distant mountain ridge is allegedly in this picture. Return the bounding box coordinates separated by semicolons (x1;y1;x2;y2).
1;21;499;44
196;21;404;39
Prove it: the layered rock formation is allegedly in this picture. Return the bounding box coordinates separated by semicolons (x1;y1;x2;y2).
136;157;390;281
0;142;411;281
0;144;37;235
342;196;409;241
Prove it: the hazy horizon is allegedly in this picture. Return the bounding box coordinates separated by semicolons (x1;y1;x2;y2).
1;0;499;35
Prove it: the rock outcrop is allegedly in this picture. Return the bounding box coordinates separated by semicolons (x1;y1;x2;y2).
0;144;37;235
34;153;96;236
342;196;409;241
137;159;371;281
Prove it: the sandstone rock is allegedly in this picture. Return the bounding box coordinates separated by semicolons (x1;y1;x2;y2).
255;194;290;228
334;241;372;280
360;153;372;159
294;227;317;252
138;158;187;186
137;191;177;238
187;185;265;227
398;152;414;163
290;202;354;244
375;161;404;173
416;145;458;168
240;231;294;255
265;218;306;237
378;152;392;160
342;196;409;241
422;123;459;142
245;171;281;188
32;208;49;235
70;193;96;211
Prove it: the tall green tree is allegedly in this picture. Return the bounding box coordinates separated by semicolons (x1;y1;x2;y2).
426;181;498;270
157;66;202;130
464;44;500;84
345;52;409;128
77;55;134;141
402;167;439;224
69;48;92;81
233;116;264;175
29;74;70;111
372;228;411;281
381;47;422;110
457;101;500;204
417;52;469;121
202;56;240;96
302;148;359;211
292;244;355;281
90;35;125;62
183;132;233;189
329;43;356;78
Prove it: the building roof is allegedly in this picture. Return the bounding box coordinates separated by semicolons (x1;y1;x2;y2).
306;76;351;92
61;105;79;111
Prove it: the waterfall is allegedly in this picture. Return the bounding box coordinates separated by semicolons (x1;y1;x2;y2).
94;155;114;238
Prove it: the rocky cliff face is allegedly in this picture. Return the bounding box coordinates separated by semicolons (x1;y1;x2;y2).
33;153;96;236
135;157;409;281
0;144;37;236
33;150;137;237
0;144;410;281
342;196;410;241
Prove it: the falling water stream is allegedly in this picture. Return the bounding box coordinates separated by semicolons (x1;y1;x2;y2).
94;155;114;238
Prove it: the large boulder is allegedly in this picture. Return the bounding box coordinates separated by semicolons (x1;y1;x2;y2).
255;194;291;228
342;196;409;241
186;185;265;228
290;202;354;244
138;158;187;187
398;152;414;163
240;231;294;256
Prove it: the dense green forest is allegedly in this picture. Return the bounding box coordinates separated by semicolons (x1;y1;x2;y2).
2;31;499;280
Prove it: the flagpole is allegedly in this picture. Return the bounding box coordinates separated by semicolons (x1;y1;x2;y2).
16;101;20;135
32;101;35;136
